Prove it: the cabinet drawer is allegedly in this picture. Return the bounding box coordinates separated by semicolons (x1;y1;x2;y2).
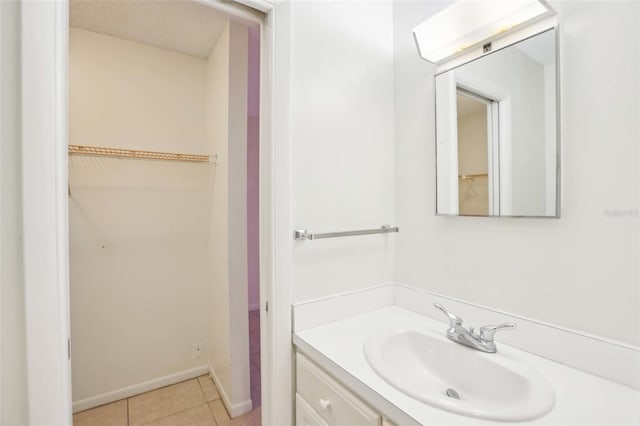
296;393;330;426
296;353;380;426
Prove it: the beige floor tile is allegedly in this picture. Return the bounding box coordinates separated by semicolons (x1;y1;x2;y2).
232;407;261;426
142;403;216;426
129;379;206;426
208;400;232;426
73;399;127;426
197;375;221;401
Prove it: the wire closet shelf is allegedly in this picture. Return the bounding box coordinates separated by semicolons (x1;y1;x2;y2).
68;144;212;163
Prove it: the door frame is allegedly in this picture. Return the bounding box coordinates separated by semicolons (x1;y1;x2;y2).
20;0;293;424
455;73;512;215
455;87;501;215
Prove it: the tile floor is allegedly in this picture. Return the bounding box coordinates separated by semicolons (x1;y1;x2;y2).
75;311;261;425
73;375;261;426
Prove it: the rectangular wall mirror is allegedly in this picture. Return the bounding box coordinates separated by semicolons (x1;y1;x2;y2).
435;28;559;217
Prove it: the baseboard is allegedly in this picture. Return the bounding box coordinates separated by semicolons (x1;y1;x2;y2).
72;365;209;413
209;366;253;418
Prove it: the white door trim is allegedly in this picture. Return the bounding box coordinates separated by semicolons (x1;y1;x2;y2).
24;0;293;425
222;2;295;424
21;1;72;424
251;2;294;425
455;73;512;216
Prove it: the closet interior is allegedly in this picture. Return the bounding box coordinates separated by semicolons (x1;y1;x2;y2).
67;0;261;423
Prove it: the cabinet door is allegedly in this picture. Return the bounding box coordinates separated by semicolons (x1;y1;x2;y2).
297;353;380;426
296;393;330;426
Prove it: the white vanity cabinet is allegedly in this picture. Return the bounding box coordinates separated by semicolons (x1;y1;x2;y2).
296;352;395;426
296;394;330;426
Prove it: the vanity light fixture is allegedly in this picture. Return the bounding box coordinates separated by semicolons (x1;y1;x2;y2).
413;0;554;64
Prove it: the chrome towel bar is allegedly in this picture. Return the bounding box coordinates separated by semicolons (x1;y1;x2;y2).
293;225;399;241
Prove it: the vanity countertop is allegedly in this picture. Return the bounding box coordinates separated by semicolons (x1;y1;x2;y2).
293;306;640;426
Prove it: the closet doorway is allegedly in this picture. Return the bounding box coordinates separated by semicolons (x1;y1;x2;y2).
67;1;263;424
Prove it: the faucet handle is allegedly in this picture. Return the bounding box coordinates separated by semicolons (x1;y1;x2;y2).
479;322;516;342
434;303;463;328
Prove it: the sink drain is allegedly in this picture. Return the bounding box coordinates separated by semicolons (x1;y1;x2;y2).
446;388;460;399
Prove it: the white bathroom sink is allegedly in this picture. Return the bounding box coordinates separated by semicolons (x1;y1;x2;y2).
364;328;554;421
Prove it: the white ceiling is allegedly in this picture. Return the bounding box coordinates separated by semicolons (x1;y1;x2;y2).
69;0;230;58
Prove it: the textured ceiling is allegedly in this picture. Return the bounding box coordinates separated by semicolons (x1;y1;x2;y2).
69;0;229;58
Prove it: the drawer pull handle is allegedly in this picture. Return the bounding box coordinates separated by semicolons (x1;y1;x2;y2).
319;398;331;410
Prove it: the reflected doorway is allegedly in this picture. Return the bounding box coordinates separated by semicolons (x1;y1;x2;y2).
456;88;499;216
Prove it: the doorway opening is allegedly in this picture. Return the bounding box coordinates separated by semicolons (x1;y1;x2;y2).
456;87;500;216
67;1;262;424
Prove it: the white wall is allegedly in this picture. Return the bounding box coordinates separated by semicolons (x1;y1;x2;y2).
290;0;396;303
247;114;260;312
0;1;29;423
207;21;232;404
206;21;251;412
247;25;260;312
455;46;547;216
435;71;459;214
394;0;639;347
69;28;213;402
544;63;557;216
226;21;250;409
69;28;206;154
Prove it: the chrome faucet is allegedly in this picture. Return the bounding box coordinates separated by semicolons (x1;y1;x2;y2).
434;303;515;353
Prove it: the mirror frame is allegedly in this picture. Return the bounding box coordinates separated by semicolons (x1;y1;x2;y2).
433;26;561;218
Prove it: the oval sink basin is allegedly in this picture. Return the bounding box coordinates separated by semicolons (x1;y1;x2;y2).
364;328;554;421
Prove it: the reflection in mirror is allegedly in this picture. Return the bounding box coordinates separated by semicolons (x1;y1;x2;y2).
457;90;490;216
435;28;559;217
